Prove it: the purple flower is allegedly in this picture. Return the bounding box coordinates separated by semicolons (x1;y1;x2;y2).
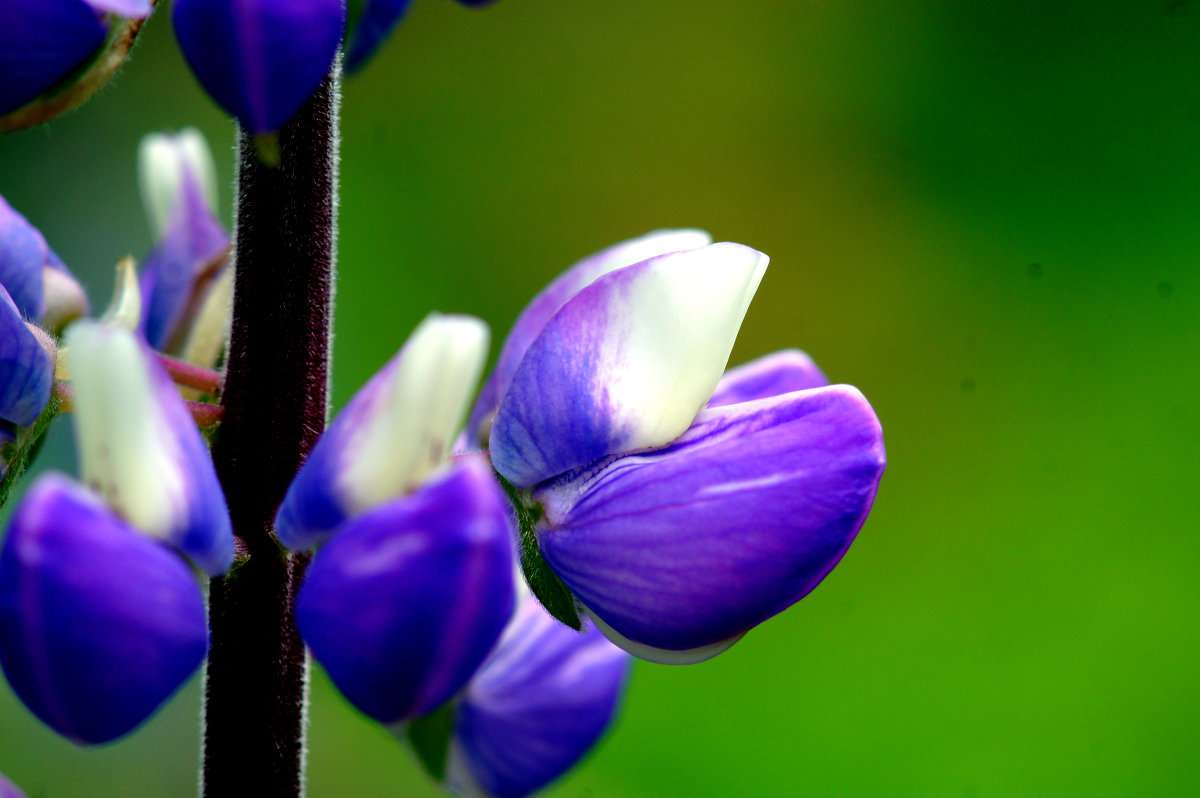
173;0;346;133
136;129;230;352
0;286;52;428
0;474;209;744
0;0;151;116
295;455;516;724
475;232;887;663
65;321;234;575
278;315;516;724
0;770;27;798
428;590;629;798
0;194;88;331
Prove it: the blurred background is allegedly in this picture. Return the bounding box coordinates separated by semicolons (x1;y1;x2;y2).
3;0;1200;794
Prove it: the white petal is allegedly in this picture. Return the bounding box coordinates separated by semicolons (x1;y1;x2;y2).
338;313;490;513
584;606;744;665
138;128;219;240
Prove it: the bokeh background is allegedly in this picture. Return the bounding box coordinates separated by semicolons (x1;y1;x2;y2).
3;0;1200;795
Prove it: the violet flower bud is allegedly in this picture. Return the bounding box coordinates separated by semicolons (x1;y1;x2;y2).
65;321;233;575
481;234;886;663
275;312;489;550
0;474;209;744
295;455;516;725
0;0;151;116
0;286;52;428
416;591;629;798
0;771;26;798
136;129;229;352
0;194;88;331
173;0;347;134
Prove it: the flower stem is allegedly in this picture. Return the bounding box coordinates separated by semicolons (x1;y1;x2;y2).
203;64;340;797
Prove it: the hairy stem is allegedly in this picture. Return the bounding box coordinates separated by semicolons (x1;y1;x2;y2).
203;66;340;797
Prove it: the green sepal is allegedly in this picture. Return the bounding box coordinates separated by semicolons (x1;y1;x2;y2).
407;701;457;782
0;392;63;509
496;472;583;631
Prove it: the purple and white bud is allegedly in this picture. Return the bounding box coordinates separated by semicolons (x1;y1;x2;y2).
295;455;516;725
275;313;489;550
0;194;88;330
65;321;233;575
0;474;209;744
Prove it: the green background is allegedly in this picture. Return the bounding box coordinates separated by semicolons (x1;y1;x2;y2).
3;0;1199;795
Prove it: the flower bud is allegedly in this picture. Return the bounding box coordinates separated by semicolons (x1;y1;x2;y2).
138;128;219;242
0;195;88;327
136;130;230;351
414;591;629;798
0;0;151;117
0;286;53;428
173;0;346;133
275;312;488;550
0;474;209;744
296;455;516;725
65;320;233;575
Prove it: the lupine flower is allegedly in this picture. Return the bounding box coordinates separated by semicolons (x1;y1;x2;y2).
0;770;26;798
0;286;52;428
136;129;230;353
344;0;497;74
0;0;151;116
277;314;516;724
173;0;347;133
0;474;209;744
417;589;629;798
472;232;887;663
66;320;234;575
0;195;88;333
0;320;232;744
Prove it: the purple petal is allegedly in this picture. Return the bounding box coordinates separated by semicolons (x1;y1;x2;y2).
0;1;107;116
84;0;152;16
466;230;710;445
0;772;26;798
0;196;56;321
0;474;208;745
708;349;829;408
173;0;346;133
139;171;229;350
344;0;414;73
66;322;233;575
296;455;516;724
535;385;886;660
450;593;629;798
0;286;52;427
490;243;767;488
275;314;488;551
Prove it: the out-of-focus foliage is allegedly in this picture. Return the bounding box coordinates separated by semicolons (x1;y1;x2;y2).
1;0;1198;795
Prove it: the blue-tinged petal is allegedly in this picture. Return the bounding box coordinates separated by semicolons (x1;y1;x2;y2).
0;771;26;798
276;313;488;550
65;321;233;575
173;0;346;134
446;593;629;798
466;230;711;446
0;196;54;321
535;385;886;662
0;474;208;745
296;455;516;724
139;172;229;350
0;1;107;116
344;0;414;74
490;242;767;488
707;349;829;408
0;287;52;428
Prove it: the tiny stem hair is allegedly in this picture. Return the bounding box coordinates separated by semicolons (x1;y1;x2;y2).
202;62;340;797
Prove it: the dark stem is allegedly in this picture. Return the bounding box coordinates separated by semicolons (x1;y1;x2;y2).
203;66;339;797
